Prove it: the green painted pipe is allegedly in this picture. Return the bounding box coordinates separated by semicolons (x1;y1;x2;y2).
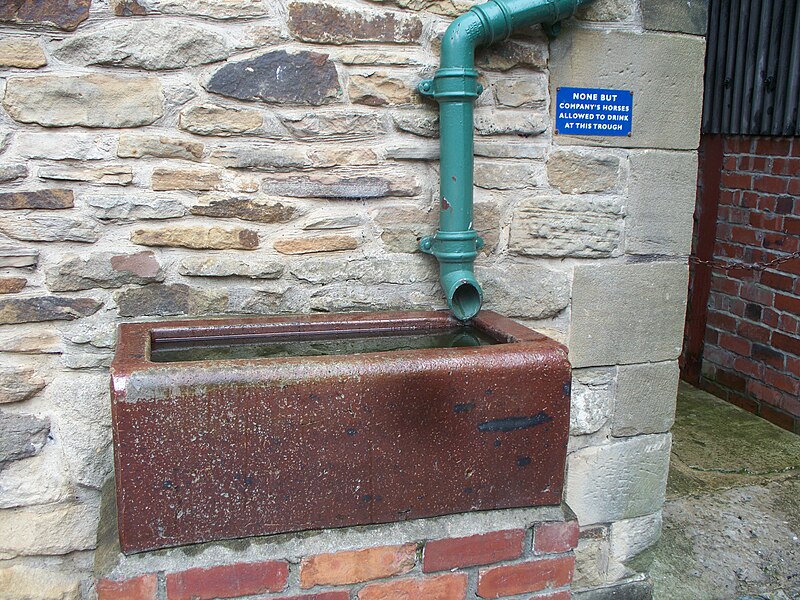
419;0;594;321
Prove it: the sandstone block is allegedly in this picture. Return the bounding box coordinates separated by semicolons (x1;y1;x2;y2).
209;144;310;170
475;141;548;159
131;226;259;250
364;0;479;17
0;164;27;183
571;367;616;436
291;255;433;286
474;160;543;190
550;30;705;150
13;132;109;160
510;195;624;258
180;104;265;136
0;277;26;294
310;146;379;167
206;50;341;106
262;173;419;199
0;215;101;243
475;37;548;71
393;112;439;137
0;38;47;68
3;74;163;128
179;256;284;279
52;21;234;70
386;143;439;161
493;71;547;108
547;150;622;194
0;247;38;268
38;165;133;186
577;0;635;22
87;194;186;221
309;283;438;313
0;411;49;464
288;2;422;44
609;511;663;562
190;197;297;224
280;111;385;141
0;566;81;600
474;109;548;136
626;150;698;256
46;251;164;292
112;0;271;18
612;361;680;437
116;284;227;317
476;263;569;319
0;332;61;354
274;235;360;255
0;0;90;31
0;296;102;325
349;73;419;106
569;262;689;367
118;133;204;161
566;434;671;525
642;0;708;34
0;501;99;559
303;216;364;230
0;190;73;210
0;447;71;509
151;168;221;191
0;367;46;404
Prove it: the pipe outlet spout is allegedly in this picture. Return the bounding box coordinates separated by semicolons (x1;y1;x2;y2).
419;0;594;321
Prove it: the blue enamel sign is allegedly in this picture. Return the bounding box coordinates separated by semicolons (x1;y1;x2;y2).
555;87;633;137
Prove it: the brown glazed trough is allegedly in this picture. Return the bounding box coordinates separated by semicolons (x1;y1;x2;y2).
111;310;571;553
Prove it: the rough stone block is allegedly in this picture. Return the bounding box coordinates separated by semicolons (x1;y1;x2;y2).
0;411;49;464
180;104;266;136
0;38;47;68
280;111;384;141
569;262;689;367
641;0;708;35
274;234;360;255
0;190;74;210
493;71;547;108
151;168;221;192
206;51;341;106
115;284;227;318
111;0;272;18
571;367;616;436
0;367;46;404
0;0;90;31
0;447;71;509
476;264;570;320
52;21;234;70
475;36;548;72
576;0;635;22
191;197;297;224
0;501;99;559
475;160;544;190
0;296;102;325
547;150;622;194
550;30;705;150
3;74;163;128
262;173;419;199
0;277;26;294
0;566;81;600
609;511;663;562
349;72;419;107
131;226;259;250
46;251;165;292
363;0;479;18
118;134;204;161
612;362;679;437
510;195;624;258
87;195;186;221
566;434;671;525
0;163;27;183
13;133;109;160
475;108;548;137
288;2;422;44
179;256;284;279
38;165;133;186
0;215;101;243
208;143;310;170
626;150;698;256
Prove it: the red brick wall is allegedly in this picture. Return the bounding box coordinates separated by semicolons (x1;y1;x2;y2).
96;521;578;600
698;136;800;433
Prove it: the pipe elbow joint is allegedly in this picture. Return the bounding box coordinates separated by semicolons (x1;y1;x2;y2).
440;267;483;322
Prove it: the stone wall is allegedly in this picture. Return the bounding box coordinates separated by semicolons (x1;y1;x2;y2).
0;0;704;597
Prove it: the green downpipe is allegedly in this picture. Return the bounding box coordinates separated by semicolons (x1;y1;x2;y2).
419;0;594;321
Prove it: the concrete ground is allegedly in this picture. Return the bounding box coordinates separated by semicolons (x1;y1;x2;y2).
631;383;800;600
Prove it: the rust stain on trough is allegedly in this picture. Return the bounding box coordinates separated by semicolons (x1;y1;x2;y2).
111;310;571;554
477;411;553;433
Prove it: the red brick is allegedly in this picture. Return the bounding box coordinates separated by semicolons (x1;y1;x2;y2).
759;404;794;431
711;274;740;295
699;377;730;401
761;271;795;292
752;156;769;171
789;179;800;195
728;393;759;414
786;217;800;235
749;211;783;231
733;356;762;378
533;521;579;555
763;307;780;327
723;156;737;170
775;294;800;315
359;574;467;600
787;356;800;377
757;195;778;212
477;556;574;598
747;380;783;404
718;333;751;358
752;343;785;370
274;594;350;600
725;137;751;153
423;529;525;573
754;176;789;195
721;172;752;190
736;321;772;344
742;191;760;208
775;195;796;214
763;233;799;253
740;283;773;306
779;314;800;335
707;311;738;333
714;367;748;392
166;562;288;600
756;138;792;156
300;544;416;589
97;575;158;600
730;225;759;245
764;369;799;395
777;257;800;276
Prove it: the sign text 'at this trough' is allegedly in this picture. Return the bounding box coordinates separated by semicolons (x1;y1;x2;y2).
555;87;634;137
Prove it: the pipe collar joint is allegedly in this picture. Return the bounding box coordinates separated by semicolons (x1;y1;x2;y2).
418;67;483;103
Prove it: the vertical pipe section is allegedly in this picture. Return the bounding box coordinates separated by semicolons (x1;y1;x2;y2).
419;0;593;320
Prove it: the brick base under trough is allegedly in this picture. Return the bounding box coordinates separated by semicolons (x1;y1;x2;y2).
95;481;578;600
